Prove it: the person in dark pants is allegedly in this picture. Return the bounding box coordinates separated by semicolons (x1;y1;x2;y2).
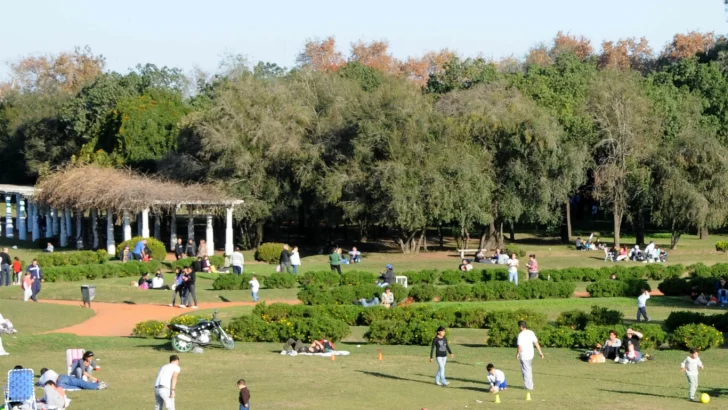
185;239;197;258
182;267;198;309
174;238;185;260
329;247;342;274
27;259;43;302
192;257;202;274
0;247;11;286
279;244;292;274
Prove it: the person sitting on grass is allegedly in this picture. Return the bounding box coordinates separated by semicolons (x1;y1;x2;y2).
151;271;170;290
490;248;501;263
474;249;486;263
72;351;100;382
202;256;211;273
601;330;621;360
358;295;380;308
615;246;628;262
587;344;606;363
42;380;67;409
120;245;132;263
133;239;147;261
349;247;362;263
138;273;152;290
715;276;728;307
44;242;54;253
381;287;395;308
620;342;642;364
618;328;643;361
282;338;335;354
377;264;395;288
629;245;642;261
575;237;584;250
496;251;510;265
486;363;507;393
459;258;473;272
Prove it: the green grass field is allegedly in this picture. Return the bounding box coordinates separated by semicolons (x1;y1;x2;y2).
1;233;728;409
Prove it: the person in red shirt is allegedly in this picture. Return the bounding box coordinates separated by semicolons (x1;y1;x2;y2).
12;257;22;285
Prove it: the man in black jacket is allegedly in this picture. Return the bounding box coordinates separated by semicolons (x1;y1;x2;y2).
182;266;198;309
0;247;11;286
185;239;196;257
174;238;185;260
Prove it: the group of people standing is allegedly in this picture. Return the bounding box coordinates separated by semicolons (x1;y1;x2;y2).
169;266;198;309
278;244;301;274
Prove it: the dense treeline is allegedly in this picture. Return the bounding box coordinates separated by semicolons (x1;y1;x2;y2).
3;32;728;251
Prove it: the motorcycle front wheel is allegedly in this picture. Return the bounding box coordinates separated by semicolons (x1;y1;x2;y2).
172;335;195;353
219;333;235;350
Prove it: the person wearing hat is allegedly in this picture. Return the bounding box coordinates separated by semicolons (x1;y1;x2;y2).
618;328;643;362
72;351;100;383
378;264;395;288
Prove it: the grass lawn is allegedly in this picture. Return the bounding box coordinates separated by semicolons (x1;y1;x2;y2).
1;334;727;410
0;299;94;334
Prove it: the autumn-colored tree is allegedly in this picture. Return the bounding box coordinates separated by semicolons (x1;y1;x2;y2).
599;37;653;71
400;49;456;86
526;44;552;66
350;40;397;73
552;31;593;60
6;46;104;94
296;36;345;72
662;31;716;60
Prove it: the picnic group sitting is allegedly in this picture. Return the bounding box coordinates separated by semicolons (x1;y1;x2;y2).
690;286;718;307
459;258;474;271
282;338;336;355
606;241;667;263
584;328;648;364
473;248;510;264
135;270;170;290
356;287;395;308
575;235;605;251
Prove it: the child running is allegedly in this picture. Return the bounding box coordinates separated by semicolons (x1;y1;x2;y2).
21;271;33;302
636;288;650;322
429;326;454;386
237;379;251;410
249;275;260;302
680;348;704;402
486;363;507;393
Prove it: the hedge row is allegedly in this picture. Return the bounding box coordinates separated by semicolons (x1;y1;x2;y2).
658;277;723;296
297;283;410;305
225;315;350;342
586;279;651;297
35;250;109;267
211;272;298;290
406;281;576;302
164;256;225;271
664;311;728;333
43;260;163;282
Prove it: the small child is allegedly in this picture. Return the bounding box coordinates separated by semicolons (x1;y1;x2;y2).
429;326;453;386
636;288;650;322
486;363;507;393
22;272;33;302
237;379;251;410
681;348;704;402
249;275;260;302
621;342;642;364
12;257;21;285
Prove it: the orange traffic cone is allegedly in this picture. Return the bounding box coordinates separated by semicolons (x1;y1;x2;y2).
378;350;383;361
331;353;336;361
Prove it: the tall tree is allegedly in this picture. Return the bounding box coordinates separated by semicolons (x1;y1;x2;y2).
349;40;397;73
297;36;345;72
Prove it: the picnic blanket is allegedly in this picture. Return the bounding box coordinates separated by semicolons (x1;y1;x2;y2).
280;350;350;357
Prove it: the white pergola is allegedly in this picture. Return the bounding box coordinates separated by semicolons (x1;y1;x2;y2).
0;184;243;257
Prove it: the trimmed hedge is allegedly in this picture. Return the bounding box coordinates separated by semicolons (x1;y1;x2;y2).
405;281;575;302
716;241;728;252
658;276;721;297
165;256;225;271
211;273;255;290
538;323;667;350
43;260;162;282
586;279;651;297
255;242;286;264
225;314;350;342
298;283;409;305
116;236;167;260
669;323;724;351
263;272;297;289
664;311;728;333
35;250;109;267
555;306;623;330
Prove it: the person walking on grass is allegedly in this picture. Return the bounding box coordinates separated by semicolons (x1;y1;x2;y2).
27;259;43;302
154;355;180;410
516;321;544;392
237;379;251;410
0;247;12;286
681;348;704;402
429;326;454;386
249;275;260;302
21;271;33;302
279;244;292;274
527;254;539;280
231;247;245;275
329;247;342;275
507;253;519;286
637;288;650;322
290;246;301;274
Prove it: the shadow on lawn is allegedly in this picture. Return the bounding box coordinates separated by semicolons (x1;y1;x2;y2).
598;389;679;400
356;371;432;385
703;387;728;397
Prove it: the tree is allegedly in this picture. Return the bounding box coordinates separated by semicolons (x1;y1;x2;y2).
661;31;716;60
5;46;104;94
349;40;397;73
400;49;456;86
426;57;500;94
297;36;345;72
599;37;653;72
588;69;659;247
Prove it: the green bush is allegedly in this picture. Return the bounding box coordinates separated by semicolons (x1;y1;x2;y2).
364;319;448;345
440;270;464;285
225;314;350;342
504;245;527;258
485;309;548;347
588;305;624;326
212;274;243;290
407;284;439;302
255;243;285;264
166;256;225;271
42;260;161;282
298;284;382;305
556;310;590;330
116;237;167;261
669;323;724;351
658;277;692;296
440;284;473;301
403;269;440;285
297;271;340;287
131;320;167;338
586;279;650;297
664;311;728;332
35;250;109;267
538;326;579;348
716;241;728;252
340;271;378;286
264;272;297;289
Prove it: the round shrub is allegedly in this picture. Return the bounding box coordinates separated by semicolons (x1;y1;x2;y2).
297;270;340;287
440;270;464;285
586;279;650;297
403;269;440;284
212;274;243;290
440;284;473;301
669;323;724;351
408;284;439;302
504;245;527;258
556;310;590;330
255;242;286;264
264;272;297;289
716;241;728;253
117;236;167;261
132;320;167;338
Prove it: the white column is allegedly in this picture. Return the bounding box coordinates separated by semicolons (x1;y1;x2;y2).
65;209;73;238
187;211;195;243
31;201;40;242
141;208;150;238
59;211;68;247
225;207;234;256
122;210;132;241
91;209;99;248
51;208;59;236
205;214;214;256
106;210;116;256
153;213;161;240
45;208;52;238
5;195;13;238
17;196;26;241
169;210;177;251
75;210;83;249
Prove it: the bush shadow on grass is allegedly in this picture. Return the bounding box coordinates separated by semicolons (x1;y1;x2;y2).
598;388;679;400
356;370;432;385
702;387;728;397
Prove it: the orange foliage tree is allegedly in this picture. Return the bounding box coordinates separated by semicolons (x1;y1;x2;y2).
662;31;716;60
296;36;345;72
7;45;104;94
599;37;653;71
399;49;456;86
349;40;397;73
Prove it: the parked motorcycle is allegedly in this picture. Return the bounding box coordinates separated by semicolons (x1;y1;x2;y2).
168;308;235;353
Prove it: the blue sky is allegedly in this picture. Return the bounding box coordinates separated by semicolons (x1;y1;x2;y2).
0;0;725;79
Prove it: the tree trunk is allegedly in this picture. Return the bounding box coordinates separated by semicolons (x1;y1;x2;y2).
438;224;444;250
671;232;681;249
478;225;488;250
421;227;428;252
613;209;622;248
483;219;505;250
699;226;709;240
396;231;418;253
561;200;572;243
636;209;645;246
509;220;515;241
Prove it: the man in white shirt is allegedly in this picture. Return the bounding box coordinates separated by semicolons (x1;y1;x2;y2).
231;247;244;275
154;355;181;410
516;321;544;392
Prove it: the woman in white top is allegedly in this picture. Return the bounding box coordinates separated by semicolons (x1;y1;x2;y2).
507;254;519;286
290;246;301;274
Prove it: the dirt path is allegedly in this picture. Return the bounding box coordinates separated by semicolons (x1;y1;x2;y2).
40;299;301;337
